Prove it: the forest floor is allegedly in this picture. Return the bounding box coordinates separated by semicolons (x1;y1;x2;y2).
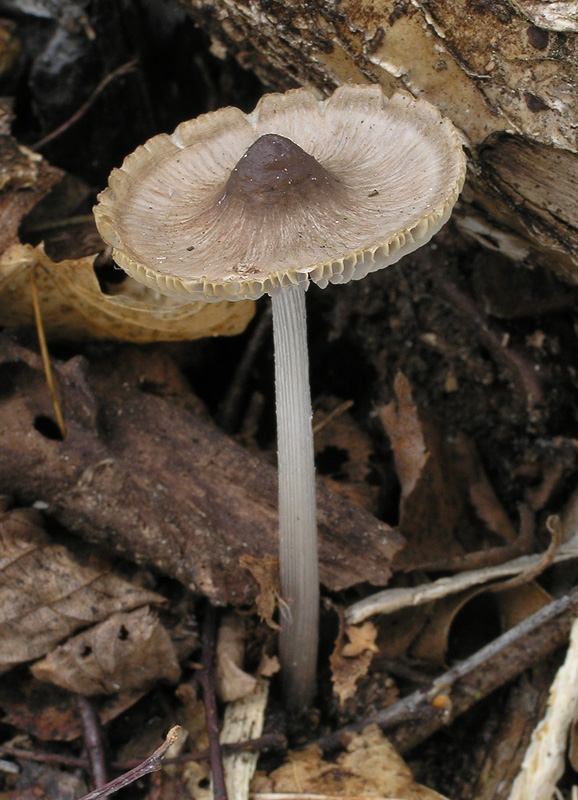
1;2;578;799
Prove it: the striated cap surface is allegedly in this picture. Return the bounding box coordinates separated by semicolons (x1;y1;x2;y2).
94;85;466;302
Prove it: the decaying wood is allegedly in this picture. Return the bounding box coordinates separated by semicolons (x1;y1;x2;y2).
185;0;578;283
508;614;578;800
0;335;403;605
473;668;553;800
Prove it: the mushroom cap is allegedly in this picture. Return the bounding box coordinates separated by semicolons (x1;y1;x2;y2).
94;85;466;302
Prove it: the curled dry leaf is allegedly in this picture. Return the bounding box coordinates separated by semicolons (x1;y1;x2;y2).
239;554;281;631
216;613;257;703
252;724;448;799
257;653;280;678
30;606;181;696
0;135;62;255
378;372;468;569
331;614;379;707
0;507;166;672
0;242;254;342
342;622;380;658
313;395;380;514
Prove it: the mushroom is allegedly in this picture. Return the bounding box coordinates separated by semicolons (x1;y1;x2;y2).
94;84;466;712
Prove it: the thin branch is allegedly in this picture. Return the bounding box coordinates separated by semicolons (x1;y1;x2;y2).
346;517;573;625
30;269;66;438
312;400;354;435
0;732;288;772
429;262;544;408
77;695;108;789
32;61;137;152
217;304;272;434
75;726;181;800
319;585;578;754
200;604;228;800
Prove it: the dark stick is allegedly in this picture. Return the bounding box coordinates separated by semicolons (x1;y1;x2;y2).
77;695;108;789
117;731;287;769
32;61;137;152
429;264;544;407
0;732;288;772
217;304;272;433
316;586;578;754
75;726;181;800
200;604;228;800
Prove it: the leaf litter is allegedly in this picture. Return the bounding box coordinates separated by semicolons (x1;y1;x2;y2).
0;242;254;343
2;9;578;800
0;506;168;672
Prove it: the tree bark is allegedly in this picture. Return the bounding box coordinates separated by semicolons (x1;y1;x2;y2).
0;335;403;605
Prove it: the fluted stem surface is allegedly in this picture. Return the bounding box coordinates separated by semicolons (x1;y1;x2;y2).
271;285;319;712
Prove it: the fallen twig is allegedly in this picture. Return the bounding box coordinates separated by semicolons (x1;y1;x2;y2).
200;603;228;800
346;518;573;624
0;732;288;772
32;61;138;152
320;585;578;754
217;304;272;434
30;269;66;438
312;399;355;435
77;695;108;789
75;726;181;800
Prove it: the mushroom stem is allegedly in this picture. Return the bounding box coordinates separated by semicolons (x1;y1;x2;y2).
271;283;319;712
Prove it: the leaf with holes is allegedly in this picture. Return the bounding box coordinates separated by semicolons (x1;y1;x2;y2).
0;506;167;672
31;607;181;695
0;242;254;342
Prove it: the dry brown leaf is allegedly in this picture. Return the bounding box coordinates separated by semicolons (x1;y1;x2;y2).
410;582;551;667
378;372;467;569
375;606;432;663
30;606;180;695
331;648;375;708
313;396;380;514
497;582;552;631
0;135;62;255
452;433;518;543
342;622;380;658
216;613;257;702
0;242;254;342
0;673;148;741
258;653;280;678
410;589;484;666
331;615;378;707
0;507;166;671
252;724;448;799
240;554;281;631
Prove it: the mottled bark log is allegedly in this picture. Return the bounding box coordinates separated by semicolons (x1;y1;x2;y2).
185;0;578;282
0;336;403;605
